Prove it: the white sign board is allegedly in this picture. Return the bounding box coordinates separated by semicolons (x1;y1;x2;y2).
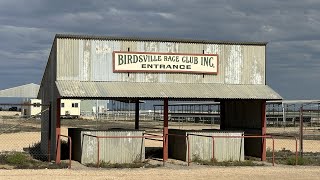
113;51;218;74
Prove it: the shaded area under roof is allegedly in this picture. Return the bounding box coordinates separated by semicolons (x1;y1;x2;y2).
0;83;39;98
55;34;267;46
56;81;282;100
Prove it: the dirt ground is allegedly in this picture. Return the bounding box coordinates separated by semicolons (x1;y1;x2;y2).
0;118;320;180
0;166;319;180
0;119;319;152
1;127;319;153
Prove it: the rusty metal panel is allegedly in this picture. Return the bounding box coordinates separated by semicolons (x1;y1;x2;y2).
69;129;145;164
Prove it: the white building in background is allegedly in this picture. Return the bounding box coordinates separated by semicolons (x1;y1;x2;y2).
22;99;42;117
21;99;81;118
60;99;81;118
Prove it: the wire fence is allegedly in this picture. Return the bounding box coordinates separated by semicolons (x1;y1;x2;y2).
0;103;50;161
1;100;319;167
266;102;320;164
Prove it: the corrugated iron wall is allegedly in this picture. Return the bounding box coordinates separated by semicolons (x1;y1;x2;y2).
69;128;145;164
56;38;265;85
221;100;264;157
188;131;244;162
38;39;58;156
168;129;244;162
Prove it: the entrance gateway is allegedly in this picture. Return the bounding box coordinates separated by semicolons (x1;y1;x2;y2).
38;34;282;163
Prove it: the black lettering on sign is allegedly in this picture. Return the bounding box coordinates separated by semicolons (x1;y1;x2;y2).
201;57;215;68
118;55;124;65
127;55;133;64
182;56;198;64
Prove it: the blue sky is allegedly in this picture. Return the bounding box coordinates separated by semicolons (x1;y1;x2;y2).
0;0;320;100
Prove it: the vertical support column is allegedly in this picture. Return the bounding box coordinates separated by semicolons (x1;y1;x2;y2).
56;98;61;164
220;101;225;130
135;100;139;130
163;98;169;161
261;101;267;161
48;103;52;161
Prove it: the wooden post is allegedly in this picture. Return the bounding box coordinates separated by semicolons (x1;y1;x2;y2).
299;106;303;157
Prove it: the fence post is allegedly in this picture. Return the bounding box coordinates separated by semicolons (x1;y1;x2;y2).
212;136;215;161
272;137;275;166
97;137;100;167
299;106;303;157
295;137;298;165
187;135;190;166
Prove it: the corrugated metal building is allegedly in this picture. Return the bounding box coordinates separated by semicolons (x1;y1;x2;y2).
38;34;281;162
0;83;39;98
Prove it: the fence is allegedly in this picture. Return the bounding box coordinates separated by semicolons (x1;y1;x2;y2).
0;103;50;161
267;102;320;164
1;100;319;167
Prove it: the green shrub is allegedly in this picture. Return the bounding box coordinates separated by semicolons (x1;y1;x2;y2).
0;152;68;169
5;152;28;165
87;160;160;168
192;154;263;166
286;156;314;165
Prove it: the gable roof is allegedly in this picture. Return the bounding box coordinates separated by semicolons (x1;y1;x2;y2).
0;83;40;98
